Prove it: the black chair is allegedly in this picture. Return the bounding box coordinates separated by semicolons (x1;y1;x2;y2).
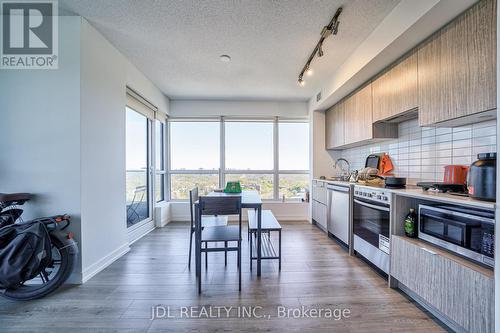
188;188;228;268
196;196;242;293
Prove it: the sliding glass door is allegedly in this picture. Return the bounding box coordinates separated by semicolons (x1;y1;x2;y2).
126;107;152;228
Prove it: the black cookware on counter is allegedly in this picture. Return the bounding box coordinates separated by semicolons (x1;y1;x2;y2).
384;177;406;188
468;153;496;202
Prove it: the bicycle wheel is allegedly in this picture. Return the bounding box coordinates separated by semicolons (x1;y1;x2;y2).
2;235;77;301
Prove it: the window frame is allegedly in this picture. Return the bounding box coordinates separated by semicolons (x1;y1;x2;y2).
154;118;167;203
167;116;310;202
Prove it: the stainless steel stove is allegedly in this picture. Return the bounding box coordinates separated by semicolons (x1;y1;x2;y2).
352;186;391;274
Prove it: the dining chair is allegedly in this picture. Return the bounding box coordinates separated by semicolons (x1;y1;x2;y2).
188;187;228;268
196;196;242;293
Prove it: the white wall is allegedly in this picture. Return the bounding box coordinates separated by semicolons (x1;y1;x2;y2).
0;17;83;281
170;99;307;118
310;111;339;179
0;16;170;284
79;19;170;282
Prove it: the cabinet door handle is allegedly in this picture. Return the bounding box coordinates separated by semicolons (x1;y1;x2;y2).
421;247;437;255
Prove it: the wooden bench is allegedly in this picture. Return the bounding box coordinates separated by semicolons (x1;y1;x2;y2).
247;210;281;271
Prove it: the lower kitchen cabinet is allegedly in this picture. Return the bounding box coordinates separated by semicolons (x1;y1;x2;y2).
311;199;327;231
390;236;494;333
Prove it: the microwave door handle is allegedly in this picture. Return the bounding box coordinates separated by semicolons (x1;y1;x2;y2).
354;199;390;212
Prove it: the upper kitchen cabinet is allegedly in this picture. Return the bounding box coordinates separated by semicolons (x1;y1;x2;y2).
344;84;373;145
325;83;398;149
372;51;418;122
418;0;497;127
325;100;345;149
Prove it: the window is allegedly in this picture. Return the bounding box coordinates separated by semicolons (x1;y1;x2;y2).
278;121;310;201
225;122;274;170
279;122;309;170
225;174;274;199
155;120;166;202
168;118;309;201
170;174;219;200
169;121;220;200
126;107;151;227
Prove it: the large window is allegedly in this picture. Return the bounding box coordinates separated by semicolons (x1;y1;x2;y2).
169;121;220;200
169;118;309;201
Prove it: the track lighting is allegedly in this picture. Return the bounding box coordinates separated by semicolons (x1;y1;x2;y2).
317;43;324;57
297;7;342;84
305;66;313;76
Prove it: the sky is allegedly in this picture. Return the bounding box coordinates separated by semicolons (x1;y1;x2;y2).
126;115;310;172
170;121;309;171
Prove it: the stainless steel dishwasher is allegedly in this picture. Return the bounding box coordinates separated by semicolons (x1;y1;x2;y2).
327;184;350;246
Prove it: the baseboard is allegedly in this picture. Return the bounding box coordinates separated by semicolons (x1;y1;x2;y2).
128;220;155;244
81;243;130;283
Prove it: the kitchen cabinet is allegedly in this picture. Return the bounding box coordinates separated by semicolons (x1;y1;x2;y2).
311;180;327;204
418;0;496;126
311;199;327;231
391;236;494;333
344;84;373;145
372;51;418;122
325;101;345;149
312;181;328;231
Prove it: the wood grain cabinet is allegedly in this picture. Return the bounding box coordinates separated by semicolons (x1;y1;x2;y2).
325;83;398;149
372;51;418;122
325;100;345;149
418;0;497;126
344;84;373;145
391;236;494;333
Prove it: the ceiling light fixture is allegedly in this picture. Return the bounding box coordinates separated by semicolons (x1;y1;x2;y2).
305;65;313;76
297;7;342;86
219;54;231;62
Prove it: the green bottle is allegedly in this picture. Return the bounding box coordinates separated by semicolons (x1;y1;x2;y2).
404;209;417;238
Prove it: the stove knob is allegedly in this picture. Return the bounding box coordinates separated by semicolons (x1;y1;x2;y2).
382;196;388;201
377;195;381;200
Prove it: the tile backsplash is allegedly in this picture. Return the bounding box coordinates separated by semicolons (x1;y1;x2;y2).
341;118;497;185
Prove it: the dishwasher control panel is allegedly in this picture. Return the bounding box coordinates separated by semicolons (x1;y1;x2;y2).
354;186;391;205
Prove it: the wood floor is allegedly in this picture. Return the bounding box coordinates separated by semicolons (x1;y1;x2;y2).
0;221;448;333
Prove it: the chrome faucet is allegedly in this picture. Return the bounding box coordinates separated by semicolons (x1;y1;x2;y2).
334;158;351;180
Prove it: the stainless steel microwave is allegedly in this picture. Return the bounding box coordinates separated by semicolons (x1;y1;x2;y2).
418;205;495;268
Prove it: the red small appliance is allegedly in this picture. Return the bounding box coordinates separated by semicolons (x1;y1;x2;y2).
443;165;469;184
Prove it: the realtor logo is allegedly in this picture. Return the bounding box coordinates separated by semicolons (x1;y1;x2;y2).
1;0;58;69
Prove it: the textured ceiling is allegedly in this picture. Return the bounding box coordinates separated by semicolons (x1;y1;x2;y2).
59;0;400;101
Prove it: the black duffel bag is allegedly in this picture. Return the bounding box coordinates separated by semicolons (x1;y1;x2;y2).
0;222;52;289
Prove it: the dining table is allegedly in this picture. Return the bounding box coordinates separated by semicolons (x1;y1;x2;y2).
194;190;263;277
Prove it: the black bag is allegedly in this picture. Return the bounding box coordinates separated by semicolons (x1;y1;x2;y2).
0;222;52;289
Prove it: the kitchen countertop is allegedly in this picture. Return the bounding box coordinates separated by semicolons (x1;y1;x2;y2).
314;178;495;210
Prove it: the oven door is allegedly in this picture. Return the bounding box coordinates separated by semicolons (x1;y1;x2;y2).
353;198;390;250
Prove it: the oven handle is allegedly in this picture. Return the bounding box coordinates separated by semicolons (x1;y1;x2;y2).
354;199;390;212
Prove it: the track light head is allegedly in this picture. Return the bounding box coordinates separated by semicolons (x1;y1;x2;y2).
317;43;324;57
298;77;305;87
